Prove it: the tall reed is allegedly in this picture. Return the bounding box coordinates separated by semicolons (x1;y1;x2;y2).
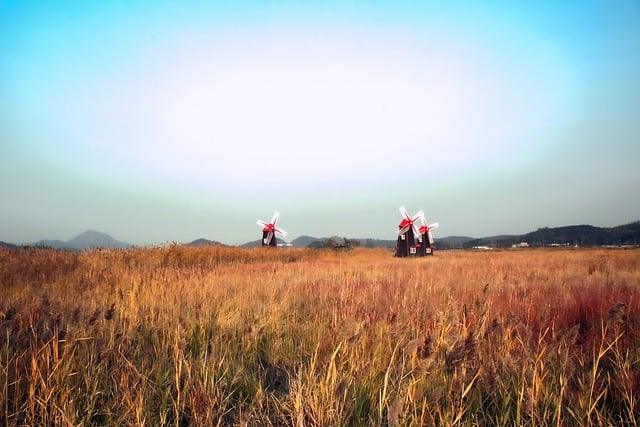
1;246;638;425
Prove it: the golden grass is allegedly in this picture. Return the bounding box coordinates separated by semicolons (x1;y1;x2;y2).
1;245;639;425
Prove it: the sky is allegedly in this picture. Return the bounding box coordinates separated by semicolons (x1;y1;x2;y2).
1;1;639;246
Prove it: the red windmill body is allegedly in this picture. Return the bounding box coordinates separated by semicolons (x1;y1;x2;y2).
256;212;287;247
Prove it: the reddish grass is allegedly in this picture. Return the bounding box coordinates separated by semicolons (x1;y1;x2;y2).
1;246;639;425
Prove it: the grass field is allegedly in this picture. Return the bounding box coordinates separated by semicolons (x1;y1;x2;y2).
1;245;639;426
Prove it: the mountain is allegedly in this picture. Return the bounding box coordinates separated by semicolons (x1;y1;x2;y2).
351;238;397;249
0;241;19;250
239;235;497;249
463;235;520;248
289;235;323;247
462;221;640;248
290;235;346;248
352;238;396;249
33;239;74;249
6;221;639;251
187;238;223;247
524;222;640;246
241;238;288;248
31;230;131;250
244;221;640;249
283;235;474;249
286;236;389;249
524;225;604;247
435;236;475;249
66;230;131;250
350;236;476;250
610;221;640;243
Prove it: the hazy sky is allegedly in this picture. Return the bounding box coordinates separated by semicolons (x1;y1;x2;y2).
2;1;639;245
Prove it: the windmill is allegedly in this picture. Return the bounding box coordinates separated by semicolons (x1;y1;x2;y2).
256;212;287;247
418;215;439;256
395;206;424;257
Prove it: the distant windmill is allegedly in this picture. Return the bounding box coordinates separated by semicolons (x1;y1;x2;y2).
256;212;287;247
395;206;424;257
418;215;439;256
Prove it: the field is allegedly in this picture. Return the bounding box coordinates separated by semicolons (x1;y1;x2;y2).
1;245;639;426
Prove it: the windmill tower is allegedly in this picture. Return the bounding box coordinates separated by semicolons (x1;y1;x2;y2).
256;212;287;247
395;206;424;257
418;215;439;256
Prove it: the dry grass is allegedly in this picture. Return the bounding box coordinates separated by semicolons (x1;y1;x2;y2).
1;245;639;426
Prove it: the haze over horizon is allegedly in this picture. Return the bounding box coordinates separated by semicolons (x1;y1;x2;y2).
2;1;639;246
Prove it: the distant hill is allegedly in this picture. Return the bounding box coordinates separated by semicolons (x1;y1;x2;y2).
463;221;640;248
285;236;394;249
241;238;288;248
4;221;638;251
340;236;476;250
187;238;223;247
610;221;640;243
434;236;475;249
0;241;19;250
289;235;324;247
67;230;131;250
244;222;640;250
523;222;640;247
272;235;474;250
33;239;74;249
354;238;396;249
31;230;131;250
463;235;520;248
290;235;346;248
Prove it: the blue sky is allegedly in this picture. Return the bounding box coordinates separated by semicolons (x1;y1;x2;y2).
2;1;639;245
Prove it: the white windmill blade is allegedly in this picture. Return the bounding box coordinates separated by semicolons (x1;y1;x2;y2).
264;230;274;245
412;210;424;223
429;222;439;230
271;211;280;226
427;231;435;245
411;222;421;240
399;206;411;220
257;219;268;228
274;227;287;237
398;225;410;236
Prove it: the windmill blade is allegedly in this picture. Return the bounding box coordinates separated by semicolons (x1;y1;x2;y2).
427;231;435;245
429;222;439;230
271;211;280;227
264;230;274;245
274;227;287;237
399;206;411;221
398;225;410;236
411;222;420;241
411;210;424;240
257;219;268;229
